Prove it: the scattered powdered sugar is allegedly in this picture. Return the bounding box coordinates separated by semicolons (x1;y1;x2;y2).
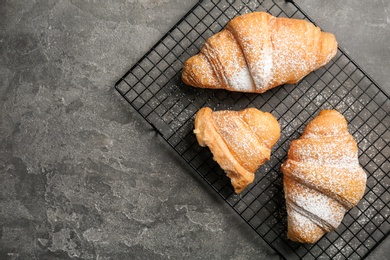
187;12;336;93
268;22;312;82
289;181;346;230
287;204;320;239
285;155;366;210
213;111;269;171
194;107;280;193
292;136;360;167
283;111;367;241
302;120;345;139
229;67;253;92
252;49;273;90
185;12;338;94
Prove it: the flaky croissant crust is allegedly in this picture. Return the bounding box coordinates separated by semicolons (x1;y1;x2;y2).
182;12;337;94
194;107;280;193
281;110;367;243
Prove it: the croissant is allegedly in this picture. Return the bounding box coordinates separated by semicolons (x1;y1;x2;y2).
182;11;337;94
281;110;367;243
194;107;280;193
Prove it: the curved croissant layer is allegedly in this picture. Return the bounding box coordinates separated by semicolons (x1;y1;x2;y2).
194;107;280;193
182;12;338;94
281;110;367;243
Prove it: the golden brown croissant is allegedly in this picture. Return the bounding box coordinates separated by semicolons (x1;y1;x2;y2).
194;107;280;193
281;110;367;243
182;12;337;93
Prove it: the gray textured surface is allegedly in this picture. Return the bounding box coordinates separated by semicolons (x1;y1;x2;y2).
0;0;388;259
296;0;390;95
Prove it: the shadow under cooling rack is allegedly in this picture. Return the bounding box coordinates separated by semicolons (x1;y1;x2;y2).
115;0;390;259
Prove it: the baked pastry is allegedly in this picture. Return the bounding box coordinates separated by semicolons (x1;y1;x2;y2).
194;107;280;193
281;110;367;243
182;11;337;94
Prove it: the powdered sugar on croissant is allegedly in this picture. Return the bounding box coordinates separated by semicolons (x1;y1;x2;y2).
281;110;367;243
182;12;338;93
194;107;280;193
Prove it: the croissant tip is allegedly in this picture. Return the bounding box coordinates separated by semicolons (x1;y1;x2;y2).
318;109;341;116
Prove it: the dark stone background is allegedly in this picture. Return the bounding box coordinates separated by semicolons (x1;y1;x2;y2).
0;0;388;259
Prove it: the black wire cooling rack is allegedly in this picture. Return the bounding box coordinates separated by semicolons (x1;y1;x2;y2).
115;0;390;259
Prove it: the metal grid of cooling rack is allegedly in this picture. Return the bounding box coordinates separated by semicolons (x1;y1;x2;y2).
115;0;390;259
